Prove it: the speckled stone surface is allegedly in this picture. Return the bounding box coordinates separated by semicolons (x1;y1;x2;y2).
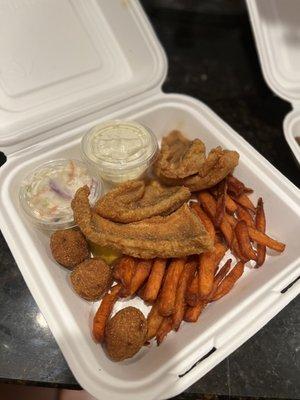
0;0;299;399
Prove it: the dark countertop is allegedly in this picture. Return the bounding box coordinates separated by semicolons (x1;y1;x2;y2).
0;1;299;399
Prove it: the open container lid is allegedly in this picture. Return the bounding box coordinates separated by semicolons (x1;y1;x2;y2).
0;0;167;151
246;0;300;164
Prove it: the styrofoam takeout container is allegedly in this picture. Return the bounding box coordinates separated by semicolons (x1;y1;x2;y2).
247;0;300;165
0;1;299;400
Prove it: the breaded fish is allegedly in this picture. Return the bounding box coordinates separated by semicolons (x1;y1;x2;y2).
154;130;206;179
94;179;191;223
154;131;239;191
72;186;213;259
165;147;240;192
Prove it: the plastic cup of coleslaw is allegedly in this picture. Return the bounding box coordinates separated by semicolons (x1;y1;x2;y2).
19;159;102;231
81;120;158;184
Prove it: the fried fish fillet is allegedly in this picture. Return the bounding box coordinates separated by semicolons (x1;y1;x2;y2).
155;130;206;179
94;179;191;223
183;147;239;191
72;186;213;259
154;132;239;191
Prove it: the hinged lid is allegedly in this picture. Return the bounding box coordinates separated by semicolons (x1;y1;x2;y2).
0;0;167;150
247;0;300;105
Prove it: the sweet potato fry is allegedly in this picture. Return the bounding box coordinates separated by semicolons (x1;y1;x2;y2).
209;259;232;300
113;257;126;281
256;243;266;267
198;191;217;221
230;231;248;262
255;198;266;267
227;175;251;197
184;301;206;323
113;264;121;281
220;218;233;245
137;283;147;300
146;302;164;340
93;284;121;342
190;203;215;242
227;175;244;196
214;241;228;266
121;259;136;288
248;227;285;253
143;258;167;303
172;261;196;331
224;213;238;227
159;258;185;316
211;261;245;301
198;191;233;245
233;193;256;212
214;232;224;244
235;221;257;261
255;198;266;232
215;180;227;226
236;205;255;228
198;250;216;299
185;273;200;306
225;194;238;214
216;199;226;227
215;258;232;282
129;259;152;296
156;317;173;345
113;256;136;289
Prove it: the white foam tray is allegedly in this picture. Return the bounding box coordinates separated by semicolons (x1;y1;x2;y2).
0;1;299;399
0;93;300;400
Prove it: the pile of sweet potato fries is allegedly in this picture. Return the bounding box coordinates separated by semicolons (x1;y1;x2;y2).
93;175;285;346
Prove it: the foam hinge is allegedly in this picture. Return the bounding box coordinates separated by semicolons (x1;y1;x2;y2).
280;276;300;294
178;347;217;378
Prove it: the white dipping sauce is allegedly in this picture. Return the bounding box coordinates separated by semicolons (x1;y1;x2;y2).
81;121;158;183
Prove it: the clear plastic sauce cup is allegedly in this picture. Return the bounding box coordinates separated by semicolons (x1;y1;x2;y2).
81;120;158;183
19;159;102;231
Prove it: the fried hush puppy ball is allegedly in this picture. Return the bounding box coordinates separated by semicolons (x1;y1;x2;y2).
105;307;147;361
70;259;112;301
50;229;90;269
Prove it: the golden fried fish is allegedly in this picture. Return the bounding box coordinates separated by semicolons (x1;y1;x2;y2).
94;179;191;223
154;130;206;179
154;131;239;191
72;186;213;259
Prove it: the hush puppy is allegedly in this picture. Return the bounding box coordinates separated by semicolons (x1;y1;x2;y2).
105;307;147;361
50;229;89;269
70;259;112;301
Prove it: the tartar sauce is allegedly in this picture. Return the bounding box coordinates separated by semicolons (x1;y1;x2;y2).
81;120;158;183
19;159;101;230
